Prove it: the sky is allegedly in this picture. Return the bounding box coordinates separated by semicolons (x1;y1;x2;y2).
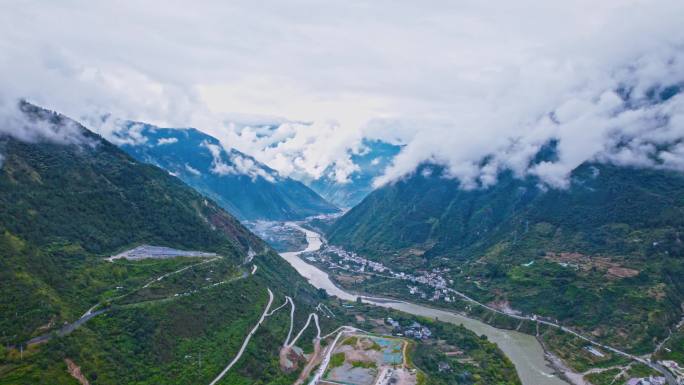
1;0;684;188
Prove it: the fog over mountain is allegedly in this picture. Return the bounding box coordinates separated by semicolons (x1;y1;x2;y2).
1;0;684;190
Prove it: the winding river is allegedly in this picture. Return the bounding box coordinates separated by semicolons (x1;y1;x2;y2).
279;223;569;385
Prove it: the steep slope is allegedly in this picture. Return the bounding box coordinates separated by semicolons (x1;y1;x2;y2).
0;102;263;339
327;162;684;352
327;164;540;257
0;104;525;385
113;122;338;220
307;139;401;208
0;103;331;384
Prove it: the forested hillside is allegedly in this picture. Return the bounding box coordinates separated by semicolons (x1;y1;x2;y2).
0;103;329;384
328;162;684;352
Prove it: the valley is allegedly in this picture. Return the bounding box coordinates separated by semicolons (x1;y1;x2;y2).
0;104;522;385
271;220;682;385
4;2;684;384
276;222;563;384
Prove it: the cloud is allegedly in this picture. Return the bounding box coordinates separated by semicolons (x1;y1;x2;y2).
201;140;278;182
157;137;178;145
214;120;363;183
1;0;683;189
99;121;149;146
374;52;684;189
0;98;92;146
230;152;277;183
184;163;201;176
202;141;235;176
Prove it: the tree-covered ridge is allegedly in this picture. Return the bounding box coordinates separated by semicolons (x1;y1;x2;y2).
327;162;684;352
0;103;523;384
0;103;340;384
0;104;262;255
0;102;266;344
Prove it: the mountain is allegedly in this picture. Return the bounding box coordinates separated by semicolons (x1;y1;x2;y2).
112;122;338;221
0;102;330;384
327;161;684;353
307;139;401;208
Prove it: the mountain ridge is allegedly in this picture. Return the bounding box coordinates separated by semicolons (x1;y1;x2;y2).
327;161;684;352
0;102;333;384
306;139;402;208
113;121;339;221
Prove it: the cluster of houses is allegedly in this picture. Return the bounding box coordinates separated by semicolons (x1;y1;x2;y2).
625;361;684;385
386;318;432;340
315;246;456;303
659;360;684;384
626;376;667;385
314;243;684;385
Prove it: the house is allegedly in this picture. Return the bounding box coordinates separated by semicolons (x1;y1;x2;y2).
386;317;400;328
626;376;667;385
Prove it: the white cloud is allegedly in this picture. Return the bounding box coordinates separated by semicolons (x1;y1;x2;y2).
157;137;178;145
201;141;235;176
1;0;683;189
185;163;201;176
0;98;93;146
100;121;148;146
201;139;279;182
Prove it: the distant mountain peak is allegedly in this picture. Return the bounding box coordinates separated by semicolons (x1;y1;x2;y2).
111;122;338;220
306;138;402;208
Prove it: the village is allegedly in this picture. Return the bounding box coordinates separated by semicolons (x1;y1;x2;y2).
306;245;455;302
303;244;684;385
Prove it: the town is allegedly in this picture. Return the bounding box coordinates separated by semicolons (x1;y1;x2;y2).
305;245;454;301
302;243;684;385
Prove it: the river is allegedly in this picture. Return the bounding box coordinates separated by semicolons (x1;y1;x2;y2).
279;223;569;385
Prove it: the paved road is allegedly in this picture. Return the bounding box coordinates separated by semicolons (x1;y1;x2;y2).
27;310;106;346
25;257;225;347
288;313;320;348
208;288;275;385
292;223;678;385
281;295;322;348
142;257;221;289
308;327;349;385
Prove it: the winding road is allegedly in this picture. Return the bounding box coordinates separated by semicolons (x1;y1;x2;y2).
281;222;679;385
26;256;225;347
208;288;275;385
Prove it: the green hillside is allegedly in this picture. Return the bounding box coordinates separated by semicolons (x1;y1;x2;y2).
328;163;684;352
0;103;521;385
0;103;329;384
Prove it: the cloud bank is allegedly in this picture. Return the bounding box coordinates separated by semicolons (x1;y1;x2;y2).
0;98;91;147
1;0;683;188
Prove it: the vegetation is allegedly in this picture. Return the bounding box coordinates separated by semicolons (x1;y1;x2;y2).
654;327;684;365
0;104;333;384
410;321;520;385
330;352;345;369
584;368;622;385
332;303;522;385
0;105;261;345
327;161;684;352
0;103;524;384
350;360;376;369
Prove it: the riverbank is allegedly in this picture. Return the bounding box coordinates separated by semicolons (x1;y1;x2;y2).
279;222;569;385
